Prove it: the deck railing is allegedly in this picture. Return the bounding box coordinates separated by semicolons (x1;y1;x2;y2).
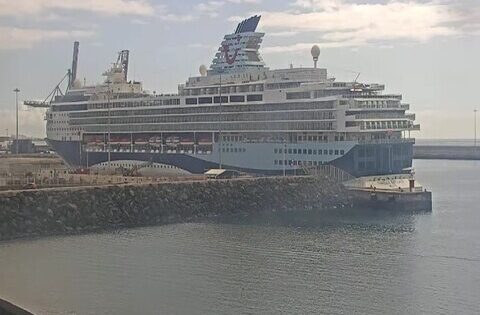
357;138;415;145
303;164;355;183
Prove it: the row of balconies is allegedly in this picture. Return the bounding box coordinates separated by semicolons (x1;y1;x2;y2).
405;113;416;120
357;138;416;145
182;84;264;96
360;120;412;130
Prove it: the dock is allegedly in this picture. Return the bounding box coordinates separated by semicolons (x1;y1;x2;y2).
343;173;432;211
347;188;432;211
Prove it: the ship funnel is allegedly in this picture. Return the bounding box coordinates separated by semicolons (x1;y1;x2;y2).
70;41;79;88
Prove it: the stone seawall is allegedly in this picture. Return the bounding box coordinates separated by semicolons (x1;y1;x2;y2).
414;145;480;160
0;176;350;241
0;298;33;315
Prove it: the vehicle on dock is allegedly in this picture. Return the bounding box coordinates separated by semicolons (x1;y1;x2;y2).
205;169;241;179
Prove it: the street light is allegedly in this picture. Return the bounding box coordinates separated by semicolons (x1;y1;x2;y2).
13;88;20;154
218;71;223;169
475;109;478;148
105;80;112;168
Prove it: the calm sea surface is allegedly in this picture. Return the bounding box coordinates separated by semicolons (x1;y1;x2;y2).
1;160;479;314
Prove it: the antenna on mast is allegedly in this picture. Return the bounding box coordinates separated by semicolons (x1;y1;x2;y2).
354;72;361;83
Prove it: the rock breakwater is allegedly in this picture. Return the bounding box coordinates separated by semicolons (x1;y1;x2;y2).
0;176;350;241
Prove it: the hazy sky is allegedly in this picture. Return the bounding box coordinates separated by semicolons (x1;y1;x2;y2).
0;0;479;138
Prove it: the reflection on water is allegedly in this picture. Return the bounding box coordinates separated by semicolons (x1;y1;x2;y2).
0;160;479;314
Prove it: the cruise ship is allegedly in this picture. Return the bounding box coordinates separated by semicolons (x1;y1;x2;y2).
31;16;419;177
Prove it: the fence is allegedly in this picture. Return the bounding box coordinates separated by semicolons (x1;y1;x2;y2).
302;164;355;183
1;171;208;191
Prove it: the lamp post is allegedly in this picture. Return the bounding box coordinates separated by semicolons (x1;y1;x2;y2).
106;80;112;168
13;88;20;154
475;109;478;148
218;72;223;169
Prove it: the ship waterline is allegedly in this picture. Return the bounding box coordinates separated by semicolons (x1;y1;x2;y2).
35;15;418;177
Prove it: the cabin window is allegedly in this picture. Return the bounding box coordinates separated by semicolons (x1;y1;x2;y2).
230;95;245;102
214;96;228;103
286;91;310;100
186;98;197;105
198;97;212;104
247;94;263;102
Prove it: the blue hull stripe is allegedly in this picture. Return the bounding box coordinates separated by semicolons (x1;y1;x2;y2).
47;139;413;177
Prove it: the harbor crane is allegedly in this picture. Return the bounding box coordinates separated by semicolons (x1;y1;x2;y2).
24;41;80;108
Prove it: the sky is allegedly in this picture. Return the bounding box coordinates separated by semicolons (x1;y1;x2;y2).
0;0;479;138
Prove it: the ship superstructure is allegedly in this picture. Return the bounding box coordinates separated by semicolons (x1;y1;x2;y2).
36;16;419;177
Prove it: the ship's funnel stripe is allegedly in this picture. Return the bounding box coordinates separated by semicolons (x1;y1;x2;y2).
235;15;260;34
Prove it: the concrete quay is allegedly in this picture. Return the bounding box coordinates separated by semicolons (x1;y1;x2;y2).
414;145;480;160
0;154;64;175
0;176;350;241
0;153;209;190
347;188;432;211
